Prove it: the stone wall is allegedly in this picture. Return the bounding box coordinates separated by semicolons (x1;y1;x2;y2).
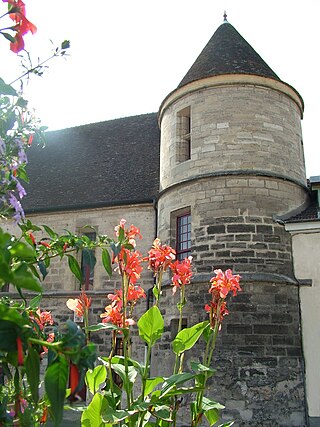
152;280;306;426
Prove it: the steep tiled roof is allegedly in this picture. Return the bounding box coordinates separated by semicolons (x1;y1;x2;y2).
178;22;280;88
23;113;160;213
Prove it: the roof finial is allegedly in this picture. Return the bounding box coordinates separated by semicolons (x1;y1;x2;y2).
223;10;228;22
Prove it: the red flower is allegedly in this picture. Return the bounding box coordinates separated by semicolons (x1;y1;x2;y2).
117;248;143;284
29;232;36;246
147;238;176;274
66;290;92;317
209;269;241;299
100;303;135;328
39;241;51;248
205;300;229;323
114;219;142;247
69;362;79;394
16;336;24;366
30;308;54;331
169;256;193;294
63;242;68;252
10;31;24;52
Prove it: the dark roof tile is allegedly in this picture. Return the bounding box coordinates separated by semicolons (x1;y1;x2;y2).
178;22;280;88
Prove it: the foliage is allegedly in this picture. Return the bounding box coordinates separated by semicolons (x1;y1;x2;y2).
0;2;241;426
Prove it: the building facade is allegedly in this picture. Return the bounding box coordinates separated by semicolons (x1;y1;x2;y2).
3;19;319;426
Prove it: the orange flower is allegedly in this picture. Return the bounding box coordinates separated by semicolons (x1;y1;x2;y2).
16;336;24;366
114;219;142;247
29;232;36;246
209;269;241;299
30;308;54;331
39;241;51;248
170;256;193;294
117;249;143;284
100;303;135;328
66;291;92;317
147;238;176;274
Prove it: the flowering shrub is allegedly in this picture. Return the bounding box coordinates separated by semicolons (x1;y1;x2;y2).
0;2;241;426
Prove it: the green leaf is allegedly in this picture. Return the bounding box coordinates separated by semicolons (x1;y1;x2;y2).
38;260;48;280
87;323;119;332
81;392;107;427
145;376;164;396
102;248;112;277
1;32;16;43
86;365;106;394
0;77;17;96
44;355;69;426
0;320;18;352
202;396;224;412
218;422;234;427
111;363;137;391
42;224;58;239
9;241;35;259
25;346;40;403
160;372;195;397
172;321;209;355
11;263;42;292
82;248;96;271
153;405;172;421
28;294;42;309
204;408;220;426
67;254;82;282
138;306;164;346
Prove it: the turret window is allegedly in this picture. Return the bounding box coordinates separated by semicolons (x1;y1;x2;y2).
176;212;191;260
177;106;191;162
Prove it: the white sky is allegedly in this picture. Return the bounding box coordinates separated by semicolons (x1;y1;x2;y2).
0;0;319;177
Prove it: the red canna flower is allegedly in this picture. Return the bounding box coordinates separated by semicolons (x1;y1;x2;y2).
16;336;24;366
147;238;176;274
169;256;193;294
209;269;241;299
3;0;37;53
114;219;142;247
66;290;92;317
100;303;135;328
117;248;143;284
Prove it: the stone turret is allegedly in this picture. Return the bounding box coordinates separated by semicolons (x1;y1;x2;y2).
158;20;308;281
156;20;308;426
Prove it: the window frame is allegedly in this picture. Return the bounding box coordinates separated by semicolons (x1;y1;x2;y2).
176;212;192;261
176;106;191;163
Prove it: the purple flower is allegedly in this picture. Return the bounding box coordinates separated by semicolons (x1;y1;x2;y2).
9;193;25;223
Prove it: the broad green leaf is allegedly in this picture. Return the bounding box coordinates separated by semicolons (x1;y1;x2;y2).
11;263;42;292
0;320;18;351
81;392;107;427
111;363;137;391
44;355;69;426
42;224;58;239
145;376;164;396
67;254;82;282
172;321;209;355
190;361;216;375
160;372;195;397
102;248;112;277
138;306;164;346
82;248;96;271
202;396;224;412
153;405;172;421
102;407;138;423
0;77;17;96
86;365;107;394
9;241;35;259
204;408;220;426
25;346;40;403
28;294;42;309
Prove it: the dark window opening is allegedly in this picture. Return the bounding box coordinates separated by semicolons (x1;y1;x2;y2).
177;106;191;162
176;213;191;261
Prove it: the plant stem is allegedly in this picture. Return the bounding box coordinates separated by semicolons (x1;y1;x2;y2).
173;284;185;374
192;301;222;427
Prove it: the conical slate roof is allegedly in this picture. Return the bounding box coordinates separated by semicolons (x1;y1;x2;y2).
178;21;280;88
